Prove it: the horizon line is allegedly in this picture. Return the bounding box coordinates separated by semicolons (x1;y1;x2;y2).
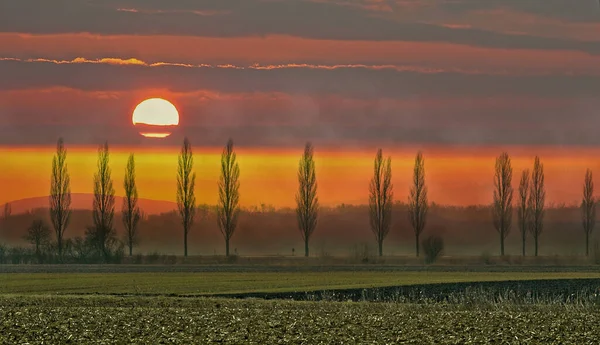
1;194;585;216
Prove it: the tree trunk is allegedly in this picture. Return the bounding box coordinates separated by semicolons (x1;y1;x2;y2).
586;232;590;257
304;239;309;257
522;230;526;257
57;234;62;260
378;240;383;257
500;232;505;256
226;238;230;257
534;236;538;257
129;242;133;257
184;228;188;257
415;233;420;257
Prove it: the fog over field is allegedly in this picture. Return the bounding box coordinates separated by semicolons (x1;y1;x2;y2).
0;202;591;257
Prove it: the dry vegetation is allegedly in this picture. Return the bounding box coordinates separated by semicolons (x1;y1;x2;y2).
1;296;599;344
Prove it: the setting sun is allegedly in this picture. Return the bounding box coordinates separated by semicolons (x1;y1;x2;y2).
132;98;179;138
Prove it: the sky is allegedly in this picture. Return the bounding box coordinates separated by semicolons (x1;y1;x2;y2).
1;0;600;207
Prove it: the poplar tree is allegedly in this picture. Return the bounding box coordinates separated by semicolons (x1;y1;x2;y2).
217;139;240;257
296;142;318;257
177;138;196;257
49;138;71;260
369;149;393;257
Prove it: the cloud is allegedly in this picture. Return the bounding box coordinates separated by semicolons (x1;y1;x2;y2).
433;0;600;23
1;0;599;54
3;34;600;77
0;56;512;75
1;58;599;99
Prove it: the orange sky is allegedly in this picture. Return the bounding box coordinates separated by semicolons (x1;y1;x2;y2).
2;145;598;208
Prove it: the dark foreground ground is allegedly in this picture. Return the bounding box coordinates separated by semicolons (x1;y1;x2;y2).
2;264;600;344
1;296;598;344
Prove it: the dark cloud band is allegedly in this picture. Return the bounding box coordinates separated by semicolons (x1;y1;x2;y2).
1;0;599;54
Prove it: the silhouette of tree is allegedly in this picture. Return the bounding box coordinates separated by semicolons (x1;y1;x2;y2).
87;142;116;261
217;139;240;257
49;138;71;260
24;218;50;262
296;142;318;257
408;151;428;257
122;153;141;256
529;156;545;257
3;203;11;220
581;169;596;256
177;137;196;257
2;202;11;236
492;152;513;256
517;169;531;257
369;149;393;257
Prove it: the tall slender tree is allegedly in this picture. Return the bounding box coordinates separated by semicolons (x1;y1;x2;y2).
581;169;596;256
217;139;240;257
49;138;72;260
369;149;393;257
122;153;141;256
408;151;428;257
296;142;319;257
492;152;513;256
89;142;116;261
529;156;545;257
177;137;196;257
517;169;530;257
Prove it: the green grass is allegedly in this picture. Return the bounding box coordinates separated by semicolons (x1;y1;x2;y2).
1;296;599;344
2;271;600;296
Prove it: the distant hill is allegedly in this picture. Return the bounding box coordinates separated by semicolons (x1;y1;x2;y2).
1;193;177;215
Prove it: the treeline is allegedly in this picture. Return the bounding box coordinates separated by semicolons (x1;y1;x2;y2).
0;138;598;263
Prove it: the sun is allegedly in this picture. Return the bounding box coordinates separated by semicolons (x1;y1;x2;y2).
132;98;180;138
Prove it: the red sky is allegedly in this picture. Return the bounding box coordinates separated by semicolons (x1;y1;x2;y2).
0;0;599;207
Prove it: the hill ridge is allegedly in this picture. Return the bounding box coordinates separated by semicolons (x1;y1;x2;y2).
1;193;177;215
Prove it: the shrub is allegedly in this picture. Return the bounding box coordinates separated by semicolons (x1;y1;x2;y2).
593;240;600;265
480;251;493;265
226;254;239;264
108;242;125;264
161;255;177;265
8;246;30;264
422;235;444;264
351;243;371;263
0;244;6;264
146;251;161;264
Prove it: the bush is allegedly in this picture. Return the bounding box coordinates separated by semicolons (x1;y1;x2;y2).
226;254;239;264
593;240;600;265
480;251;493;265
161;255;177;265
422;235;444;264
108;242;125;264
0;244;6;264
146;251;161;264
8;246;31;264
350;243;371;263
